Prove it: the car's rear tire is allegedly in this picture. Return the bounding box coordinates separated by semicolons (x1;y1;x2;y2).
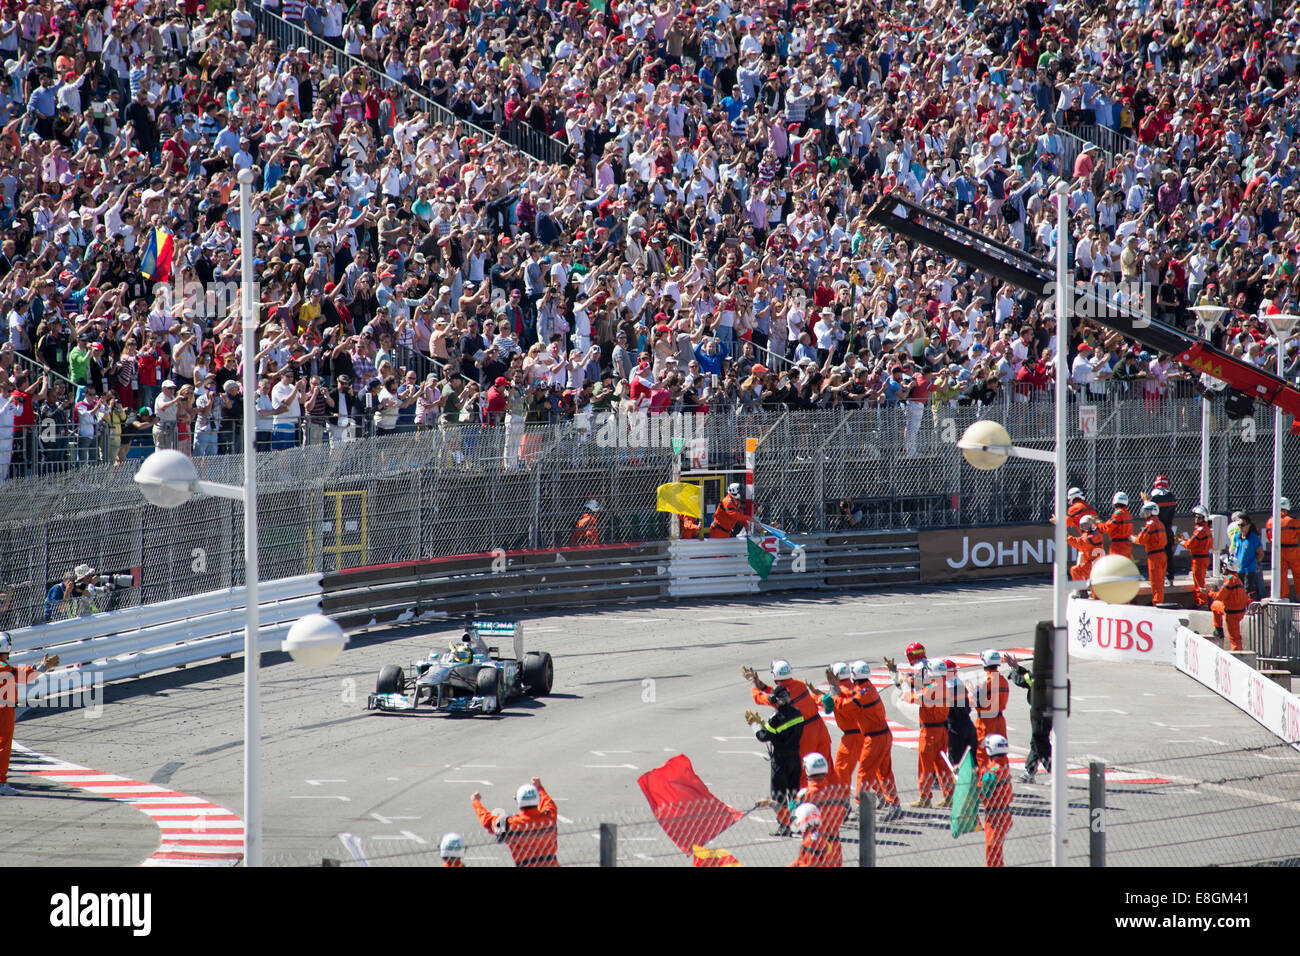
477;667;503;714
523;652;554;696
376;664;404;695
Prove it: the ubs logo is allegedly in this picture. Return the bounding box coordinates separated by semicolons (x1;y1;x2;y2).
1075;610;1093;647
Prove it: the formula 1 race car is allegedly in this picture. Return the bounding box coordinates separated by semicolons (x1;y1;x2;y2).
365;620;554;715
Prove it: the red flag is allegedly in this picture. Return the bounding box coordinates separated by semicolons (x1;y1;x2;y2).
637;755;744;853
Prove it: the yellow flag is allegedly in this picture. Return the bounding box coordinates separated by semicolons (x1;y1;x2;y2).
656;482;702;519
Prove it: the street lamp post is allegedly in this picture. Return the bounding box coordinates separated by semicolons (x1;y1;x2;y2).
134;170;345;867
1190;306;1228;509
1050;179;1070;868
1266;315;1300;601
953;179;1073;866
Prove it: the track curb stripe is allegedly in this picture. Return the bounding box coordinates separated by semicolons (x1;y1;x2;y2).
11;744;244;867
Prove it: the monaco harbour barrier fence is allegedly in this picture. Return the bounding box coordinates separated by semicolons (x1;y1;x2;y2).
5;532;920;695
1;398;1298;631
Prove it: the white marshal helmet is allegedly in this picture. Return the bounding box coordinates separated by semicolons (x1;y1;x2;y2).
849;660;871;680
984;734;1010;756
440;832;466;859
727;482;741;496
793;802;821;834
802;752;829;777
771;659;793;680
1192;505;1210;519
1223;555;1241;574
1141;501;1160;517
980;649;1002;667
516;783;540;808
1112;492;1129;507
1067;486;1085;502
1080;514;1098;530
0;631;10;654
830;661;850;680
926;658;947;677
584;499;600;512
1282;497;1292;512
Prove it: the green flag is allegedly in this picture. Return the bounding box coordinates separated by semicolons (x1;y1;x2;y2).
950;751;980;838
746;536;775;580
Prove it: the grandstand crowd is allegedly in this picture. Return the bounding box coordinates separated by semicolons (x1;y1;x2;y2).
2;0;1300;469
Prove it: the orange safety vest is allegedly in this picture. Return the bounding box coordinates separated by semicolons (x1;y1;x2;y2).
473;789;560;867
569;512;599;547
1100;506;1133;555
790;829;835;867
798;778;849;866
1135;516;1167;553
1209;575;1250;614
1068;529;1106;575
709;494;744;538
851;679;890;736
1266;513;1300;550
1066;500;1098;533
981;757;1014;822
754;677;821;723
975;670;1010;720
1183;522;1213;557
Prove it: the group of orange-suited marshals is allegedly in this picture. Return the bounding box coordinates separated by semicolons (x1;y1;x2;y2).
744;642;1017;868
435;642;1023;868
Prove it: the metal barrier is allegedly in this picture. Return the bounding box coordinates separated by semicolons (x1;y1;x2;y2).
2;398;1297;630
1063;122;1137;161
8;573;323;696
322;542;671;631
667;531;919;598
1243;601;1300;667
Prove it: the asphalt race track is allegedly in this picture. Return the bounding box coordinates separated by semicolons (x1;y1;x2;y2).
5;580;1300;867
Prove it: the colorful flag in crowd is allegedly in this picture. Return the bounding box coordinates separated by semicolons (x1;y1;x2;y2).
638;755;745;854
950;751;980;838
655;481;702;518
139;228;175;283
746;535;775;580
691;844;741;867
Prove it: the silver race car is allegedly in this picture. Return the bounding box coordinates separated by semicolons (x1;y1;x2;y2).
366;620;554;715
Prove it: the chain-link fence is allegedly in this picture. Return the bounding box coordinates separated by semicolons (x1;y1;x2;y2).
268;740;1300;866
1;397;1296;629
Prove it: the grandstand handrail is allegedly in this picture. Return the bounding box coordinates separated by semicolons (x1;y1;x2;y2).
249;3;567;167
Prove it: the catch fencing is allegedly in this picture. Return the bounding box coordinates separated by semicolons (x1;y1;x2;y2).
0;397;1295;630
273;739;1300;866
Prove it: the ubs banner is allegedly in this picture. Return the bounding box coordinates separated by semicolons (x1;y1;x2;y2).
919;525;1056;583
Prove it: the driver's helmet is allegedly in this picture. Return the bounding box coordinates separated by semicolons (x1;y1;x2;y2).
452;643;474;665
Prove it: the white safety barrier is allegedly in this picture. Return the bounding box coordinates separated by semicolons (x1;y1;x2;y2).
1176;626;1300;752
7;574;323;694
668;539;759;597
1066;596;1200;664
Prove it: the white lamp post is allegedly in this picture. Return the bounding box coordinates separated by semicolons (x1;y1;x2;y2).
1191;305;1229;532
1266;314;1300;601
133;170;345;868
952;180;1072;866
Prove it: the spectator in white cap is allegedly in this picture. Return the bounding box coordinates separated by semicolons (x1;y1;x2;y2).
153;380;180;450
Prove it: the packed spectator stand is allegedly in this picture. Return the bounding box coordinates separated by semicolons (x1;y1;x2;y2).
1;0;1299;477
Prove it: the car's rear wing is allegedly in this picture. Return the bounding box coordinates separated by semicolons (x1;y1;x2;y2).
469;619;524;662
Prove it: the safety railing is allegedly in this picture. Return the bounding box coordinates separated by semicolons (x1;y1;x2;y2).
8;573;323;697
1062;122;1139;162
321;542;672;631
1243;601;1300;668
249;3;567;167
